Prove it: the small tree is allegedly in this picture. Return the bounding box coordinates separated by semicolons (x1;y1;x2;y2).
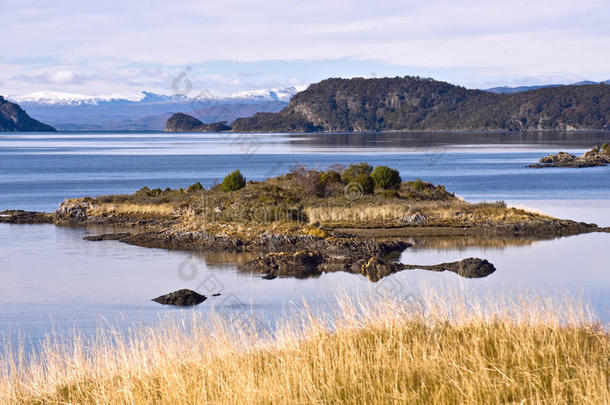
221;170;246;192
354;174;374;195
187;182;204;193
341;162;373;184
371;166;401;189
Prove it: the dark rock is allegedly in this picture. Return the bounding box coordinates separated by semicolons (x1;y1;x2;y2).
83;232;131;241
152;289;207;306
0;210;54;224
212;293;221;296
529;146;610;168
262;274;277;280
246;251;324;278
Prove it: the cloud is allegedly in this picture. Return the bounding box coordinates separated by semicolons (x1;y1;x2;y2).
1;0;609;95
13;69;90;85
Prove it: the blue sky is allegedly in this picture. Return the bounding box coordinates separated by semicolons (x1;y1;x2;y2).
2;0;609;97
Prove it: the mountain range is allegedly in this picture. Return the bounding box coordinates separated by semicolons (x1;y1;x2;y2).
8;87;303;131
4;79;610;132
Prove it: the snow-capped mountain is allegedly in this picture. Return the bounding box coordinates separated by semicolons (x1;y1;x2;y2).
8;86;306;131
11;86;305;107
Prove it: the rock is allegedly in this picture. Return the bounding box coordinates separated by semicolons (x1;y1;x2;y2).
246;251;324;278
261;274;277;280
0;210;54;224
529;146;610;168
83;232;131;241
152;289;207;306
405;257;496;278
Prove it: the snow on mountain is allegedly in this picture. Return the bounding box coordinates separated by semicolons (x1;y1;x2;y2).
11;86;307;106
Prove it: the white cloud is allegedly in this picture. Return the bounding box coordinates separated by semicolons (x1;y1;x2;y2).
1;0;609;95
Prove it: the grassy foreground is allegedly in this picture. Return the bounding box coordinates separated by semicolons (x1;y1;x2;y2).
1;291;608;404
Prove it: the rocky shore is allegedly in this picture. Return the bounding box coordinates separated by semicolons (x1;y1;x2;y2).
528;144;610;168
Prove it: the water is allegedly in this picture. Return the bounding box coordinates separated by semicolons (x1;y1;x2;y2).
1;131;609;351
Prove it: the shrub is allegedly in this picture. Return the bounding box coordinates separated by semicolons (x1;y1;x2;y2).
602;143;609;153
412;178;425;191
371;166;401;189
341;163;373;184
289;164;326;197
187;182;204;193
381;189;399;199
354;174;374;195
221;170;246;192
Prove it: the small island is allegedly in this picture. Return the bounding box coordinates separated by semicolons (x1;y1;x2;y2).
529;144;610;168
3;163;607;281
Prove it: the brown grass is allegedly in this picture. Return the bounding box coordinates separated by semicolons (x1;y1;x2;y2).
87;202;176;217
1;290;607;404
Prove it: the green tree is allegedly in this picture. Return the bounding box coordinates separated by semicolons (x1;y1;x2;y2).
354;174;374;195
221;170;246;192
341;163;373;184
371;166;401;189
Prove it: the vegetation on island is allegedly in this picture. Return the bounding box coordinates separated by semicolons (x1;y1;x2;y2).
50;162;601;244
230;76;610;132
1;291;607;404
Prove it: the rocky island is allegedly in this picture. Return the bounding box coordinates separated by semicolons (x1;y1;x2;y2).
2;163;607;281
164;112;231;132
529;144;610;167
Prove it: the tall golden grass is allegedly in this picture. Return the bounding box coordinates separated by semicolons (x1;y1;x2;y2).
1;289;607;404
87;202;176;217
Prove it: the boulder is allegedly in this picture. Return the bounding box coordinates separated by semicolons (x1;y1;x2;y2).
152;289;207;306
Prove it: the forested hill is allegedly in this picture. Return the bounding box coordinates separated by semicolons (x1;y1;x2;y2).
0;96;56;132
230;76;610;132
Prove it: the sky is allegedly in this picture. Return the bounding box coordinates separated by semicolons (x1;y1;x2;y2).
1;0;609;97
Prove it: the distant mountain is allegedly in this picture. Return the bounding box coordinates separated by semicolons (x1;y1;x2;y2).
485;80;609;94
9;87;302;131
0;96;56;131
231;76;610;132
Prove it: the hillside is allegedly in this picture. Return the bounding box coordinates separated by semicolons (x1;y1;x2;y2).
230;76;610;132
0;96;56;131
164;113;231;132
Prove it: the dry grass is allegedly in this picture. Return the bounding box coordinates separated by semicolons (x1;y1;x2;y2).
87;202;176;217
1;290;607;404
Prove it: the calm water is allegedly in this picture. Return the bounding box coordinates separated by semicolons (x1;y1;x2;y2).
1;131;609;351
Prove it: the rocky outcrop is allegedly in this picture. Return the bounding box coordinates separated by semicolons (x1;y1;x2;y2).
0;210;54;224
529;145;610;168
164;113;231;132
0;96;56;132
152;289;207;306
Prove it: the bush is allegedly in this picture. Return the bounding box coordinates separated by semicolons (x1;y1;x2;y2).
354;174;374;195
221;170;246;192
412;178;425;191
288;164;326;197
341;163;373;184
371;166;401;189
381;189;399;199
187;182;204;193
